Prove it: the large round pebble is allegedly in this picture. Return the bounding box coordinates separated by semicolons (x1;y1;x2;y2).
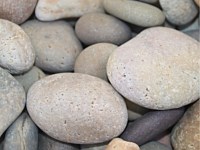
160;0;198;26
74;43;117;81
171;100;200;150
0;67;26;136
75;13;132;45
0;0;37;24
103;0;165;27
27;73;128;144
21;20;82;73
4;112;38;150
0;19;35;74
107;27;200;110
140;141;171;150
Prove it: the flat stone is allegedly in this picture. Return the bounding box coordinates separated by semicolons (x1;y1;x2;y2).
0;67;26;136
171;100;200;150
35;0;104;21
140;141;171;150
4;112;38;150
103;0;165;27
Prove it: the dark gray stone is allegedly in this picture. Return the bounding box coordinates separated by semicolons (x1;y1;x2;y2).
140;141;171;150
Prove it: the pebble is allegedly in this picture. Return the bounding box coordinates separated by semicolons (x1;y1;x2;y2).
120;107;185;145
75;13;132;45
81;142;108;150
140;141;171;150
184;30;200;41
160;0;198;26
14;66;46;93
0;0;37;24
107;27;200;110
21;20;82;73
171;100;200;150
38;132;79;150
105;138;140;150
3;112;38;150
27;73;128;144
0;19;35;74
35;0;104;21
103;0;165;27
74;43;117;81
0;67;26;136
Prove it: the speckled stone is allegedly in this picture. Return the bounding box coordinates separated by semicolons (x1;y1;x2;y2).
75;13;132;45
0;67;26;136
81;142;108;150
105;138;140;150
27;73;128;144
103;0;165;27
35;0;104;21
74;43;117;81
0;19;35;74
14;66;46;93
38;133;79;150
21;20;82;73
184;29;199;41
0;0;37;24
160;0;198;26
140;141;171;150
121;107;185;145
171;100;200;150
107;27;200;110
4;112;38;150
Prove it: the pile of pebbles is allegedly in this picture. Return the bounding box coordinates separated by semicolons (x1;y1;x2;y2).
0;0;199;150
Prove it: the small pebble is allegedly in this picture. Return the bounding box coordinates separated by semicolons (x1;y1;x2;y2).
140;141;171;150
3;112;38;150
81;142;108;150
171;100;200;150
75;13;132;45
74;43;117;81
105;138;140;150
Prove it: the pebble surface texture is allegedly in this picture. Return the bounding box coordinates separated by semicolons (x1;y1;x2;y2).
103;0;165;27
107;27;200;110
171;100;200;150
105;138;140;150
38;133;79;150
74;43;117;81
14;66;46;93
0;19;35;74
159;0;198;26
75;13;132;45
35;0;104;21
0;67;26;137
21;20;82;73
0;0;37;24
120;107;185;145
3;112;38;150
140;141;171;150
27;73;128;144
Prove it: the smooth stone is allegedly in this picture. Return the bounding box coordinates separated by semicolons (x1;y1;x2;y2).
74;43;117;81
4;112;38;150
75;13;131;45
107;27;200;110
184;29;199;41
0;0;37;24
38;133;79;150
27;73;128;144
35;0;104;21
171;100;200;150
105;138;140;150
194;0;200;6
120;107;185;145
160;0;198;26
0;19;35;74
81;142;108;150
0;67;25;136
21;20;82;73
103;0;165;27
14;66;46;93
140;141;171;150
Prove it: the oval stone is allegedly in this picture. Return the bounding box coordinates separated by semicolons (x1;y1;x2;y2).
27;73;128;144
0;19;35;74
107;27;200;110
103;0;165;27
0;67;26;136
75;13;132;45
